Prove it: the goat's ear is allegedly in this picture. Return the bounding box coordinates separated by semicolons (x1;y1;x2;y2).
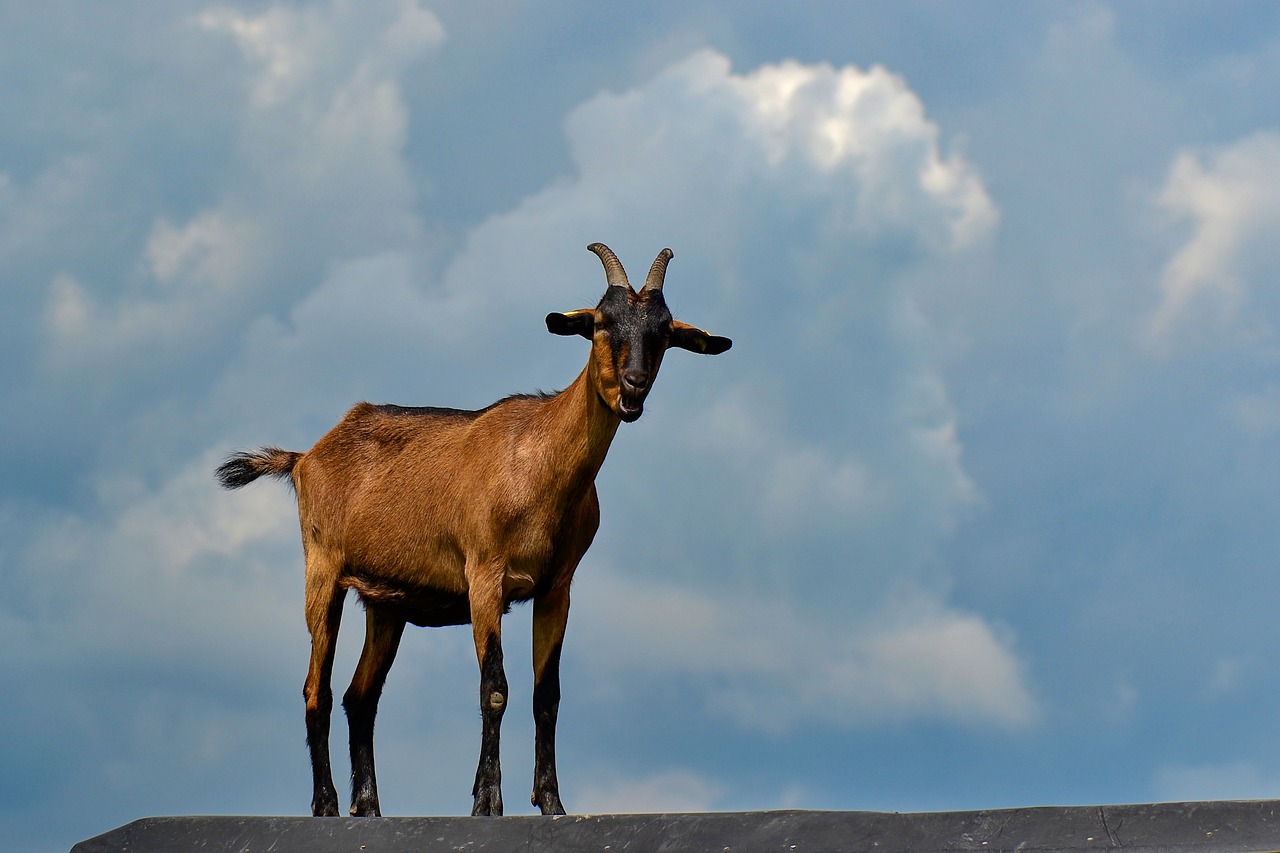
669;319;732;355
546;309;596;339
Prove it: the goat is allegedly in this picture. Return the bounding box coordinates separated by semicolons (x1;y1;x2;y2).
215;243;731;818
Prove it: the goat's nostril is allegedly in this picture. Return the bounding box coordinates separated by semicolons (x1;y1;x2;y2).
622;370;648;391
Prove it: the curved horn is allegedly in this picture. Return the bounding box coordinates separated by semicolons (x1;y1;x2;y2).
642;248;674;293
587;242;631;290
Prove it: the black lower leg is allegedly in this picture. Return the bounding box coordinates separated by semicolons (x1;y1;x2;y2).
472;635;507;816
531;642;565;815
344;687;382;816
306;690;340;817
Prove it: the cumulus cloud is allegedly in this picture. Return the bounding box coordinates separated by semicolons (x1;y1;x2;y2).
1148;131;1280;347
565;51;997;253
572;569;1037;731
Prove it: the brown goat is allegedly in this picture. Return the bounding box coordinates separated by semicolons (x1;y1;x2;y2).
216;243;731;818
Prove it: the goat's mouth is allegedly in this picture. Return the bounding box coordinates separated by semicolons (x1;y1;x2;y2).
617;396;645;423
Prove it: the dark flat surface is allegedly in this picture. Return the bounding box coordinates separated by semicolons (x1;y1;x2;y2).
71;800;1280;853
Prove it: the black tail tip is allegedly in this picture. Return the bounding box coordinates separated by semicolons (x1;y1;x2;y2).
215;455;255;489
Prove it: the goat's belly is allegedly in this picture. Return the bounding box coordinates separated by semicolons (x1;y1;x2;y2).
342;573;473;627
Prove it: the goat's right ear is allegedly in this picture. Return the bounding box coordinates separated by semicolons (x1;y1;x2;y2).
546;309;596;339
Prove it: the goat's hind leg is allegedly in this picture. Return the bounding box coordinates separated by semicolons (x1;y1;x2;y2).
303;571;345;817
344;606;405;817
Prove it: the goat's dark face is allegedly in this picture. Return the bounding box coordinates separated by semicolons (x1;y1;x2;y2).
590;286;672;422
547;244;732;423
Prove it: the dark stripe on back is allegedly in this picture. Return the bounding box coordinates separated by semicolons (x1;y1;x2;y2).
371;391;557;420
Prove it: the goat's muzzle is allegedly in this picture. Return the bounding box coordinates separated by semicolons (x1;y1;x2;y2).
618;370;651;422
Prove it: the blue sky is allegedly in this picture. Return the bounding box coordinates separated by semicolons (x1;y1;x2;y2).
5;1;1280;849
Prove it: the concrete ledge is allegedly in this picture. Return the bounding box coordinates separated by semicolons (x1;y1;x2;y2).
71;800;1280;853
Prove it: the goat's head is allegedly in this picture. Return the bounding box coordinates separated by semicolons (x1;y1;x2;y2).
546;243;731;423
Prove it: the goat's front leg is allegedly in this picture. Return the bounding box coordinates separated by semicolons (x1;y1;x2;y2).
469;573;507;816
531;586;570;815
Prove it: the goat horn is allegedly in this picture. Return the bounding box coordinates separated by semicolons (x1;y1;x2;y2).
587;242;631;290
642;248;674;293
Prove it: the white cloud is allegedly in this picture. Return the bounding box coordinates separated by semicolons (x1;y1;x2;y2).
572;568;1037;732
563;50;997;254
1148;131;1280;347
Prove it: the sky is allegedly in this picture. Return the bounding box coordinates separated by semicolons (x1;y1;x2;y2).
4;1;1280;849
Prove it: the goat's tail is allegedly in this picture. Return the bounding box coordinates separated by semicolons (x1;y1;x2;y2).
215;447;301;489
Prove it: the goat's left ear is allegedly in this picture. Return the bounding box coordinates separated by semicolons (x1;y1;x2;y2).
670;319;732;355
546;309;596;339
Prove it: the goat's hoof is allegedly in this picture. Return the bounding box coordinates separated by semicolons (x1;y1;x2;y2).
533;790;566;815
312;793;341;817
471;787;503;816
350;801;381;818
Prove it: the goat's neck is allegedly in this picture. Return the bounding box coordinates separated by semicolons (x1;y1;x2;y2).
538;365;621;486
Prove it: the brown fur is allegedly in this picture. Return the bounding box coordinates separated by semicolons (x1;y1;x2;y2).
295;378;615;623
